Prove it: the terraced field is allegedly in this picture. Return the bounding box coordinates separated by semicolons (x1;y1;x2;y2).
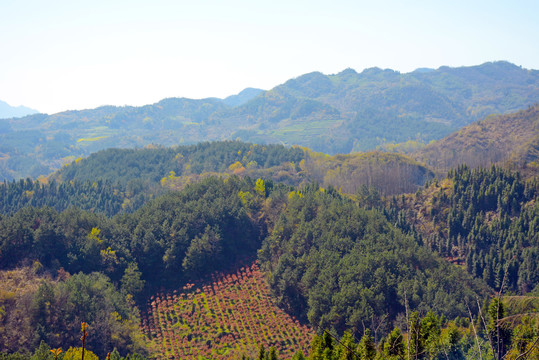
141;262;314;359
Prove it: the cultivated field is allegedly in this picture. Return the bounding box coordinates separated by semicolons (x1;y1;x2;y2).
141;262;315;359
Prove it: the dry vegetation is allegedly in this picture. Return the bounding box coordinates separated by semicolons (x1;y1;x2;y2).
416;104;539;174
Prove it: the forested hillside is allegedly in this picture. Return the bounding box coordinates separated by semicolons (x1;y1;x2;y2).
416;104;539;173
1;62;538;180
0;142;431;219
54;141;431;195
258;184;489;336
0;176;269;357
1;164;538;358
0;175;492;358
0;138;538;359
391;166;539;293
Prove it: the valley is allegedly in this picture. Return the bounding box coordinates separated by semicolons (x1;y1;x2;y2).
0;65;538;360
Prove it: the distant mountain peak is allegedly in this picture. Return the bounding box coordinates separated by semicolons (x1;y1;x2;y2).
223;88;264;107
336;68;358;76
0;99;39;119
412;67;435;73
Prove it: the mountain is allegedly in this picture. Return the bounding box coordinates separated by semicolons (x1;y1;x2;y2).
222;87;264;107
0;99;38;119
233;61;538;154
0;61;538;180
415;104;539;174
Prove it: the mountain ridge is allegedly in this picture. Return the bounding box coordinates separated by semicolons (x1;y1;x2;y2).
0;99;38;119
1;61;538;181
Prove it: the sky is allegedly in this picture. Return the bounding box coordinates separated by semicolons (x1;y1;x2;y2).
1;0;538;114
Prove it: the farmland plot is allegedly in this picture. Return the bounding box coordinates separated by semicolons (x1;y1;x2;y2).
141;262;314;359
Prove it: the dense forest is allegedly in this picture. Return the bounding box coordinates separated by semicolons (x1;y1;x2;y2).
0;141;431;220
0;141;538;359
0;176;268;358
258;184;489;335
393;166;539;293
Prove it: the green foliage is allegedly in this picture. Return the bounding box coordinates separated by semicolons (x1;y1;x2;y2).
32;273;147;358
29;341;53;360
291;350;306;360
259;185;487;339
383;327;404;359
182;225;223;275
395;165;539;293
56;141;305;186
334;332;356;360
0;176;268;287
487;298;511;359
357;329;376;360
0;177;144;217
120;263;145;298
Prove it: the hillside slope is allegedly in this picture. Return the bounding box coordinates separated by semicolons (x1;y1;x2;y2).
416;104;539;174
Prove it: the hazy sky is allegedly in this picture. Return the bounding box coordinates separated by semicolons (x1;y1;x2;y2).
1;0;538;114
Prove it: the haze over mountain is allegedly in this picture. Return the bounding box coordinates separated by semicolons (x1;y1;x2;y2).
222;88;265;107
0;100;38;119
0;61;538;181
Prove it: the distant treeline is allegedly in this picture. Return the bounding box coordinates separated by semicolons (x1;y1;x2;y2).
0;142;432;220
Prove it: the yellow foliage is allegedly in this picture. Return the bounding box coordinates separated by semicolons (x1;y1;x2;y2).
228;161;243;171
89;228;103;244
161;171;179;187
229;161;246;174
255;178;265;197
238;191;254;208
160;177;167;187
62;347;99;360
111;311;122;321
246;160;258;169
121;198;131;210
100;247;118;268
288;191;303;199
76;136;109;143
